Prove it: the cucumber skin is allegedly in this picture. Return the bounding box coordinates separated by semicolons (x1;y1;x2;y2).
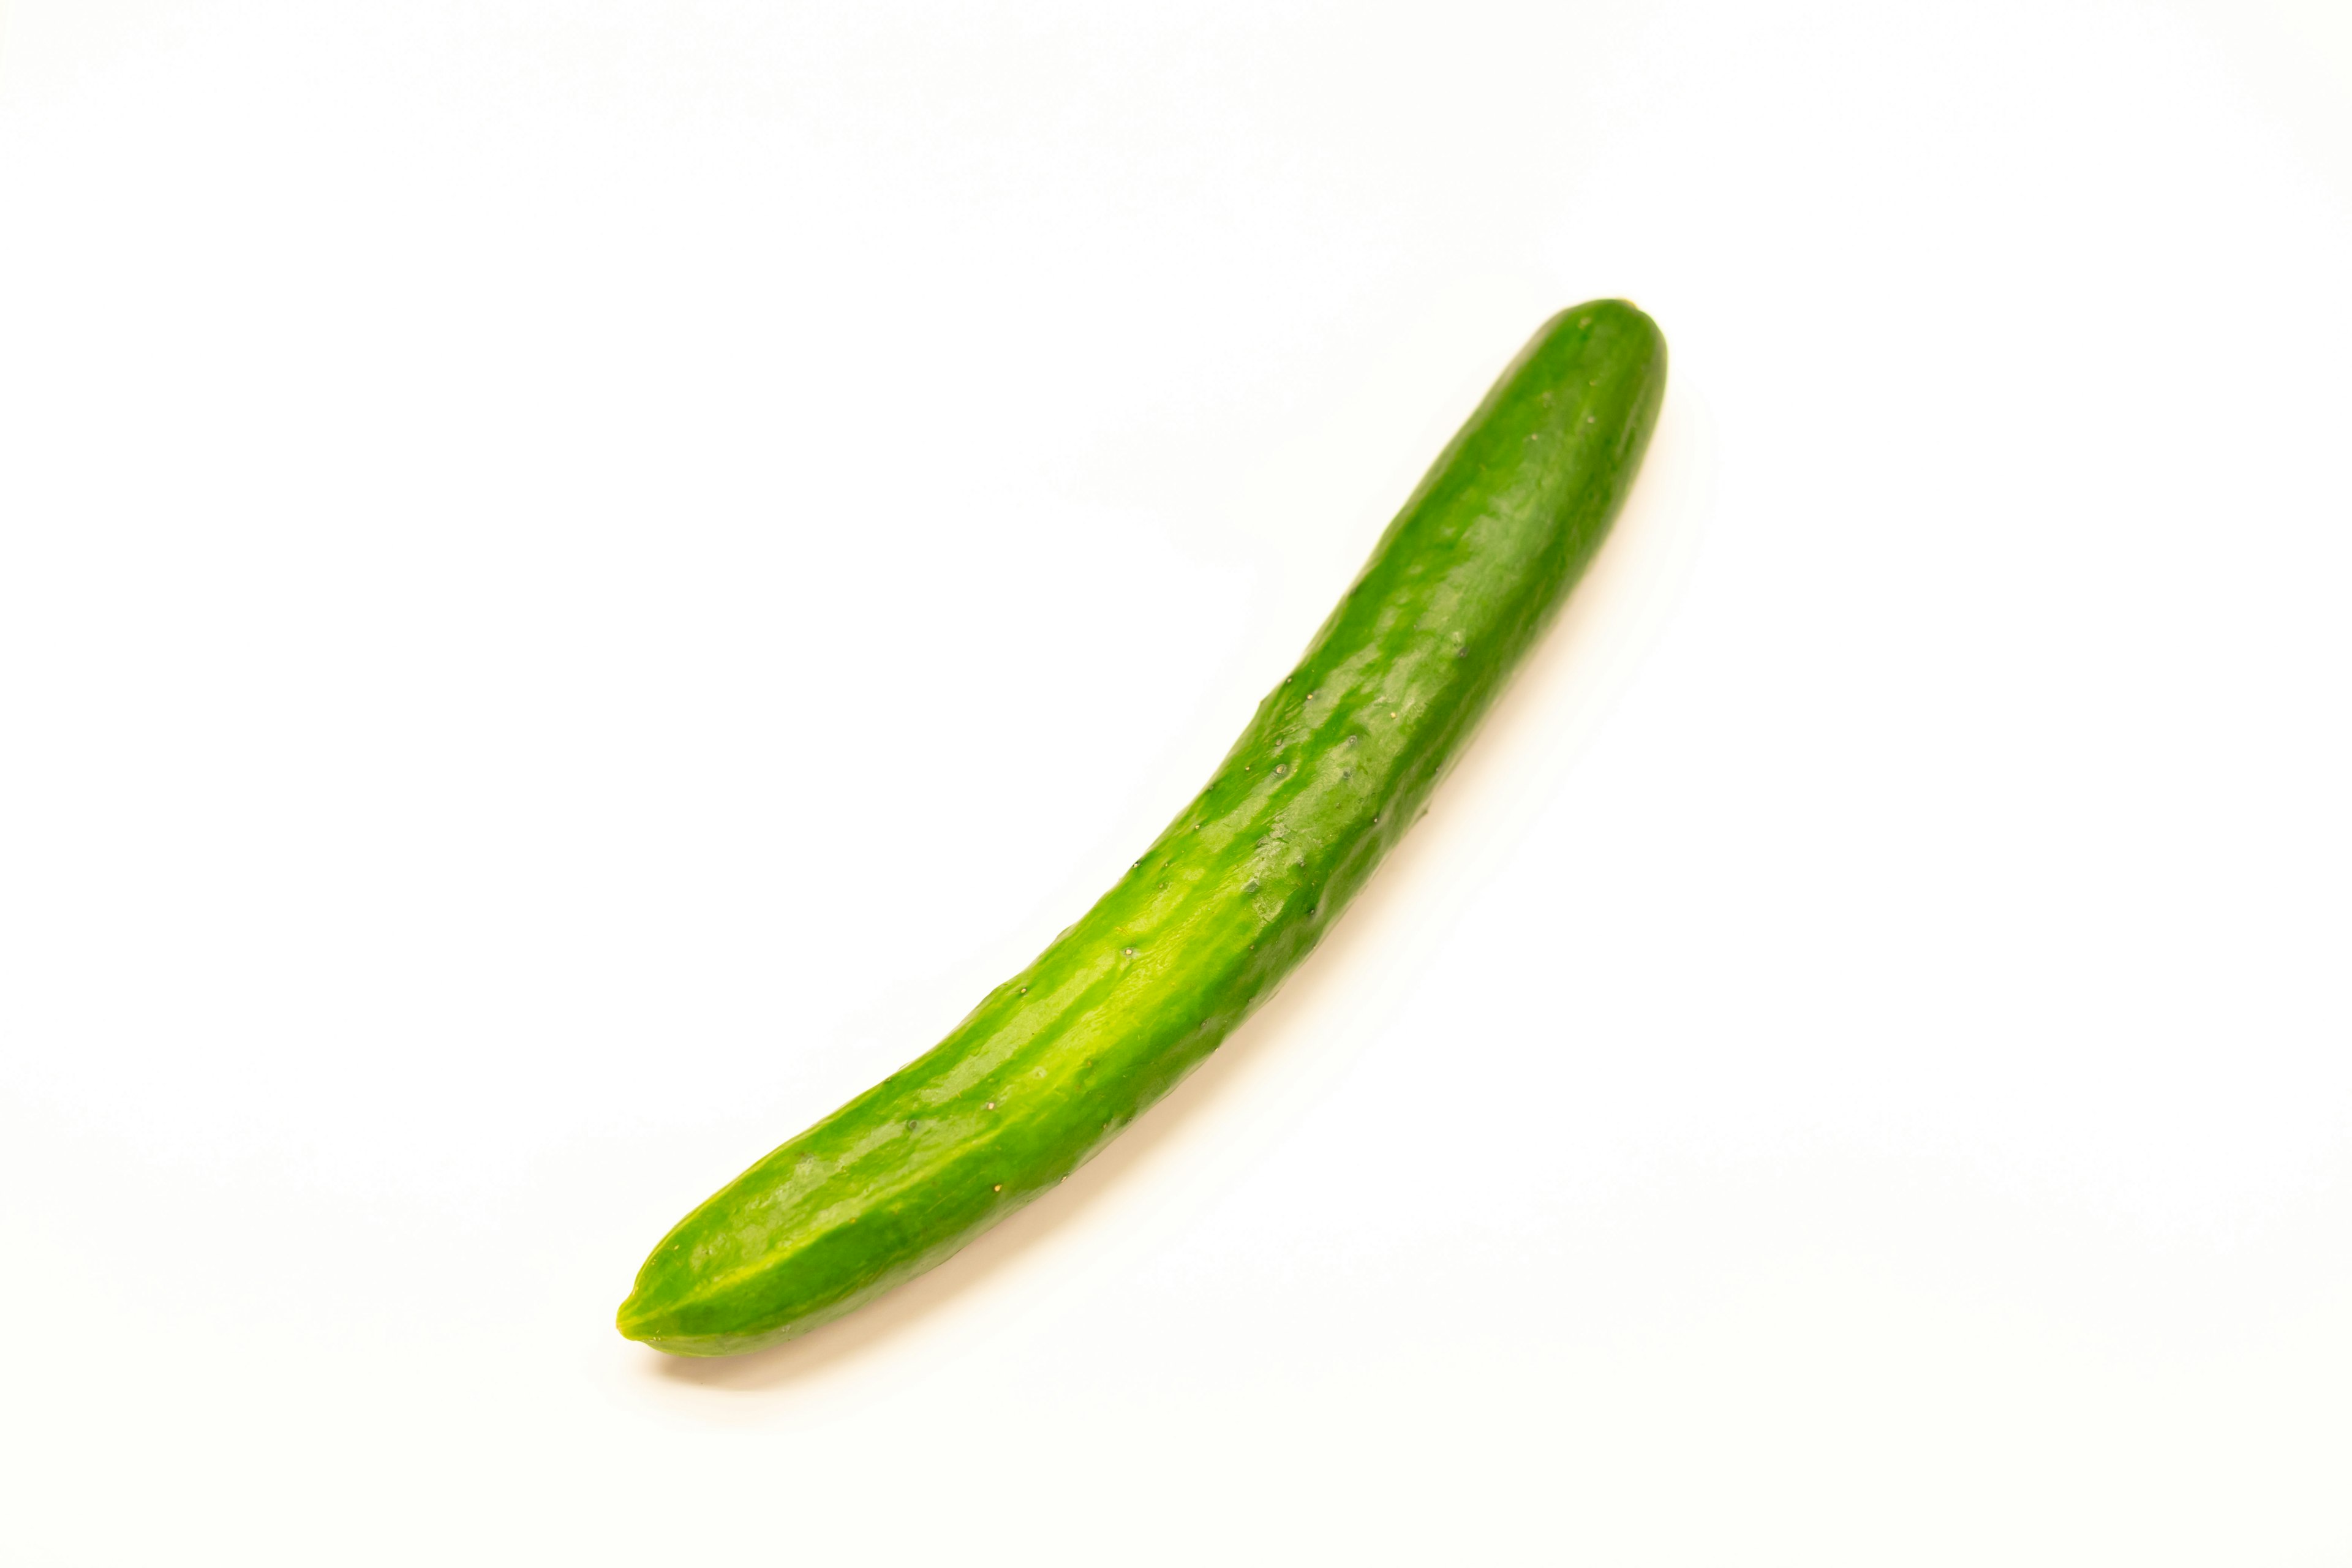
619;301;1667;1355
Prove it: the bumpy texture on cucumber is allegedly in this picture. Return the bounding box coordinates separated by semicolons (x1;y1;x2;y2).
619;301;1667;1355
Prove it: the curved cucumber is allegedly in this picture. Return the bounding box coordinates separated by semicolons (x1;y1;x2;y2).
619;301;1667;1355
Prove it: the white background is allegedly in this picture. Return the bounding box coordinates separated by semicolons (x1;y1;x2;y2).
4;1;2350;1562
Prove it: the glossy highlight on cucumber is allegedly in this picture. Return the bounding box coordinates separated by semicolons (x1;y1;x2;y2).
619;301;1667;1355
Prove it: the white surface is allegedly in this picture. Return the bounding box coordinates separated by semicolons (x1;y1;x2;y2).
4;1;2350;1561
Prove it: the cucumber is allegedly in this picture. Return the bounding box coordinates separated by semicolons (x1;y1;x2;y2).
619;301;1667;1355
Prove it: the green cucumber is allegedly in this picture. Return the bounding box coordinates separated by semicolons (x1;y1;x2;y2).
619;301;1667;1355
